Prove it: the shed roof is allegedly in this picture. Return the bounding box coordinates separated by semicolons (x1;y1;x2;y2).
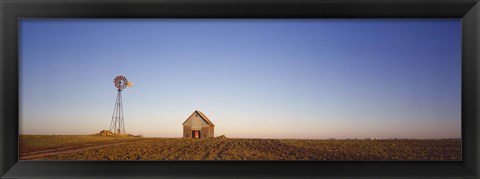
182;110;215;126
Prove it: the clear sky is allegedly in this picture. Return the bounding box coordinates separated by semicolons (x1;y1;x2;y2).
19;19;461;139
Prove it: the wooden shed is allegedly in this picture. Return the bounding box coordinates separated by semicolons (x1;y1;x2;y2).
182;110;215;139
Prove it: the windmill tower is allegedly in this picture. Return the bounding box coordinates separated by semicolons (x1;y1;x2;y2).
109;75;133;134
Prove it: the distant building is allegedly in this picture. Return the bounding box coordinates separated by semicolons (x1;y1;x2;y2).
182;110;215;139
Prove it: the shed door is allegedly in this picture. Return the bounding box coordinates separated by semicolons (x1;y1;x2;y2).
193;131;200;138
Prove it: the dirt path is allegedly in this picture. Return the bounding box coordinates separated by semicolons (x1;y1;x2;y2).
20;138;150;160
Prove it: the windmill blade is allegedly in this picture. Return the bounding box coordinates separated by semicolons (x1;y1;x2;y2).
114;75;129;90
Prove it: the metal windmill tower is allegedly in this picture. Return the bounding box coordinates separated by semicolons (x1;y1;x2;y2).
110;75;133;135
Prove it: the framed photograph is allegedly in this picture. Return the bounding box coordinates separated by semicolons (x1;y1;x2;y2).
1;0;479;178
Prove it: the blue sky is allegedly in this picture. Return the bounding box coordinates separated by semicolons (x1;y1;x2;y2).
19;19;461;139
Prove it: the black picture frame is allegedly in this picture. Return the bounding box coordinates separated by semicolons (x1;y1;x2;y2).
1;0;479;178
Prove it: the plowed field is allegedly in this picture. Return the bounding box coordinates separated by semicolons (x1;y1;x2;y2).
20;135;461;160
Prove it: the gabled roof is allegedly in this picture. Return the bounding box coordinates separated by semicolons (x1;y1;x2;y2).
182;110;215;126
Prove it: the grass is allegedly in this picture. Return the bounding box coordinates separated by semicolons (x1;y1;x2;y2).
20;135;461;161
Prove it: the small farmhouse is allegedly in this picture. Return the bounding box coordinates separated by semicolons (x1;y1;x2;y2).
182;110;214;139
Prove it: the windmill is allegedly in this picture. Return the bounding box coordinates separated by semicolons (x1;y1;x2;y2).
109;75;133;135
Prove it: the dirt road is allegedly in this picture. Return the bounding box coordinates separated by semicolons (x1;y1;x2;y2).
20;138;150;160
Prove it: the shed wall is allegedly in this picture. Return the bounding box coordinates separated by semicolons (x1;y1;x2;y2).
183;126;192;138
183;126;214;138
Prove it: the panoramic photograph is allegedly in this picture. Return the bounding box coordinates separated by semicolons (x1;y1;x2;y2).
19;19;461;161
